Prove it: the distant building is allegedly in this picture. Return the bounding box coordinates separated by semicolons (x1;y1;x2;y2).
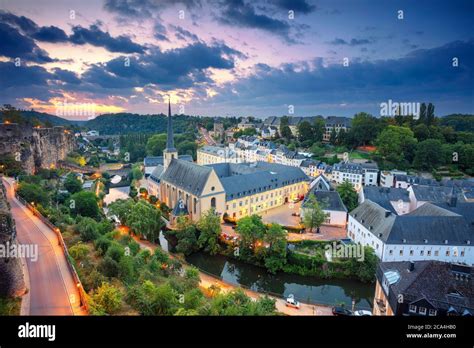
348;200;474;265
197;145;239;165
301;175;347;227
213;121;224;141
408;185;465;212
380;170;407;188
144;155;193;177
373;261;473;316
237;117;255;130
322;116;352;142
331;161;379;190
394;174;440;188
261;126;278;139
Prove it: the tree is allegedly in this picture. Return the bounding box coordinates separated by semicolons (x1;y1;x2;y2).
127;281;178;315
336;181;358;211
302;194;328;233
69;191;99;218
197;208;221;255
175;216;198;256
347;112;380;147
413;139;444;170
76;217;100;242
64;174;82;194
263;224;287;273
90;282;123;315
310;143;325;158
281;125;292;139
312;118;326;143
108;199;134;225
418;103;427;124
17;183;49;206
375;125;417;166
146;133;167;156
329;127;338;145
297;121;313;142
127;200;164;242
236;215;266;252
131;166;143;181
426;103;435;126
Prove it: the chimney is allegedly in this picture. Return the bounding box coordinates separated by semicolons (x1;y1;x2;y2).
448;195;457;207
408;261;415;272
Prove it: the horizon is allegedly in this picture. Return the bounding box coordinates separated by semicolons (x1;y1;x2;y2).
1;0;473;119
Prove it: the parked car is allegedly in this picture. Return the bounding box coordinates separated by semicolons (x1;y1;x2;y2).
285;296;300;309
291;212;300;217
353;310;372;316
332;306;353;316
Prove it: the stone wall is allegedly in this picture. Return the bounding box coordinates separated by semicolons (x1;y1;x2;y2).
0;182;25;297
0;123;75;174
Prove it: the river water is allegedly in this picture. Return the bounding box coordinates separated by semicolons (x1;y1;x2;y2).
186;252;374;310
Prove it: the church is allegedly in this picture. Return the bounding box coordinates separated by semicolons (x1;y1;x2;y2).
148;101;310;223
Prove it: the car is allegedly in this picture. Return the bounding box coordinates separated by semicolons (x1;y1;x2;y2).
291;212;300;217
353;310;372;316
332;306;353;316
285;296;300;309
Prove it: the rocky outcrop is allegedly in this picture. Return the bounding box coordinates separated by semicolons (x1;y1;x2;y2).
0;182;25;297
0;123;75;174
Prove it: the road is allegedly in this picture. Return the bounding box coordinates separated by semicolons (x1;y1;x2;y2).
123;231;333;316
2;177;84;315
199;127;217;146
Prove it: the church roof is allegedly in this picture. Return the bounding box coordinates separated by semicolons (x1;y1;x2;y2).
161;159;213;197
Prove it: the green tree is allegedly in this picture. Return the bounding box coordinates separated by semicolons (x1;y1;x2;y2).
146;133;167;156
329;127;338;145
302;194;328;233
312;118;326;143
347;112;380;147
375;125;417;166
263;224;287;273
108;199;134;225
281;125;292;139
175;216;198;255
336;181;358;211
64;174;82;194
413;139;444;170
69;191;99;218
236;215;266;253
426;103;435;126
197;208;221;255
76;217;100;242
297;121;313;142
17;183;49;206
90;282;123;315
127;200;164;242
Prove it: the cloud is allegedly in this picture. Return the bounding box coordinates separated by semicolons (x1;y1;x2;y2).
273;0;316;14
104;0;202;18
69;24;145;53
33;26;69;43
215;0;295;43
210;39;474;111
153;22;169;42
328;37;375;46
0;23;55;62
0;11;38;34
171;25;199;42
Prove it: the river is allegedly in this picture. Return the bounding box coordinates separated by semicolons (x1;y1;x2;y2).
186;252;374;310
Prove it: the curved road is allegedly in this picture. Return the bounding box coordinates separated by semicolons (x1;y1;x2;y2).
3;177;84;315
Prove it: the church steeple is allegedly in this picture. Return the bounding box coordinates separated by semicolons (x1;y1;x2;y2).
166;97;175;151
163;96;178;171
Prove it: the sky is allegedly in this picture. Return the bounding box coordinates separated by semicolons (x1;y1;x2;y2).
0;0;473;120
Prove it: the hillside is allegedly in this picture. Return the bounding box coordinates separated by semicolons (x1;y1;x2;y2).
440;114;474;132
84;113;205;135
19;111;81;126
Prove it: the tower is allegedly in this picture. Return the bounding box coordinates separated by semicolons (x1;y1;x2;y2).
163;97;178;171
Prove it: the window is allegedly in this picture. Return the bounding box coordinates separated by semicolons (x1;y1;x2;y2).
420;250;424;256
211;197;216;209
429;309;437;316
427;250;431;256
434;250;439;256
461;251;465;257
409;305;417;313
399;250;403;256
410;250;414;256
389;250;393;256
446;250;450;256
419;307;427;315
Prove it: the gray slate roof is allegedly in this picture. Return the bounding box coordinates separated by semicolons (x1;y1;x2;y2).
350;200;472;246
208;161;308;201
144;155;193;167
411;185;465;203
161;159;213;196
363;186;409;213
303;190;347;212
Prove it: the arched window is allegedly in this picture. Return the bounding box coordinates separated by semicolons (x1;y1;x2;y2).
194;198;197;214
211;197;216;208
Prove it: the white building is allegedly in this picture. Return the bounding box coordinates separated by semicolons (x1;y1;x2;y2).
197;145;240;165
360;186;410;215
331;161;379;190
380;170;407;188
348;200;473;265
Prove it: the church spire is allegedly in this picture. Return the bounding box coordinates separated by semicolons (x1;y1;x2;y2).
166;96;175;150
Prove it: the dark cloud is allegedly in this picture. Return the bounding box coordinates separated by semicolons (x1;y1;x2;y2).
0;11;38;34
69;24;145;53
104;0;202;18
273;0;316;14
215;0;294;42
153;22;169;42
0;23;55;62
171;25;199;42
211;39;474;111
328;37;375;46
32;26;69;43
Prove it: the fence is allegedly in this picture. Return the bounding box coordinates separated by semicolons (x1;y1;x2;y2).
15;192;89;314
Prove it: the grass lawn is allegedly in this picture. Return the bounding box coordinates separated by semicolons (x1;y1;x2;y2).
350;151;371;160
